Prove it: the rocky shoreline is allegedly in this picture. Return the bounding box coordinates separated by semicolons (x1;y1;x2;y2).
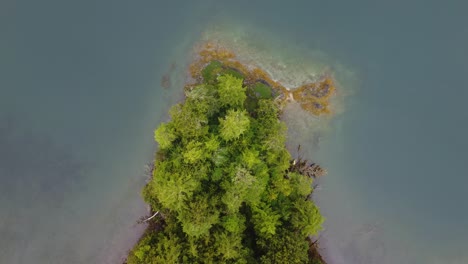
125;41;337;264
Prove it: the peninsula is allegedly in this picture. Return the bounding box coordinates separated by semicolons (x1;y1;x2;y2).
126;43;335;264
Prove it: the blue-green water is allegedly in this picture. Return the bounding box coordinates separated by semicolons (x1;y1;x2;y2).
1;1;467;263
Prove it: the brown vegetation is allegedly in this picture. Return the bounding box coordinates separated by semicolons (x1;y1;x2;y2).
189;42;336;115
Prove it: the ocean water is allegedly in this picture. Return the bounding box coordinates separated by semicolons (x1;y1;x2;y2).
2;0;467;263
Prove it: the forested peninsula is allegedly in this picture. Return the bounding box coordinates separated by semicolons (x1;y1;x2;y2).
126;44;335;264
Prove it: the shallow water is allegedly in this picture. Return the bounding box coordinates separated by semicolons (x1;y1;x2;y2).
2;0;468;263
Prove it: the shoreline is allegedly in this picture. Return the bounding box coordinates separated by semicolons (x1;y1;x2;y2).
124;41;336;264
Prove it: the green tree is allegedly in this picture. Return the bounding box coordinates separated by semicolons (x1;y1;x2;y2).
185;84;220;117
128;62;326;264
222;187;244;214
252;203;282;237
148;163;199;211
169;103;208;140
183;141;206;164
241;149;260;169
291;199;324;236
216;74;246;108
127;232;183;264
177;195;219;238
154;122;176;149
151;234;183;264
290;172;314;198
258;228;309;264
221;214;246;234
214;231;243;261
219;109;250;141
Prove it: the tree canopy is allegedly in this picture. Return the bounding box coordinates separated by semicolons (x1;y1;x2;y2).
127;63;324;264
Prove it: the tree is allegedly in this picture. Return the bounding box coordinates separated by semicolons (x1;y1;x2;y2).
148;163;199;211
185;84;220;117
290;172;313;198
221;213;246;234
222;188;244;214
258;227;309;264
241;149;260;169
169;103;208;140
151;233;183;264
217;74;246;108
177;195;219;238
252;203;282;237
127;231;183;264
291;199;324;236
214;231;243;261
154;122;176;149
128;63;326;264
183;141;206;164
204;134;220;152
219;109;250;141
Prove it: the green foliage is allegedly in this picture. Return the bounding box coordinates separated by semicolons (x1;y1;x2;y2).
290;172;314;198
128;63;325;264
221;214;246;234
253;82;273;99
217;74;246;108
185;84;220;117
220;68;244;79
201;60;223;83
204;135;220;152
133;244;150;261
150;172;199;211
178;195;220;238
214;231;243;260
258;227;309;264
219;109;250;141
169;102;209;140
241;149;260;169
291;199;325;236
154;123;176;149
183;141;206;164
127;231;182;264
252;203;282;237
201;60;245;83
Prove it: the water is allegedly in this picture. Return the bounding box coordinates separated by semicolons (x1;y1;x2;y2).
2;0;467;263
1;1;212;263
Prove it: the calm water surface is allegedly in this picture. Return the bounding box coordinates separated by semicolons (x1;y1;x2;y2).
1;1;467;263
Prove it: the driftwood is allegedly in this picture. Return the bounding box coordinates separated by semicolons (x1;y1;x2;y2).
294;161;327;178
289;145;327;201
136;211;160;225
143;211;159;222
289;145;327;178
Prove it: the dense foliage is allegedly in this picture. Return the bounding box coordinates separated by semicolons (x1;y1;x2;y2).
127;64;324;264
